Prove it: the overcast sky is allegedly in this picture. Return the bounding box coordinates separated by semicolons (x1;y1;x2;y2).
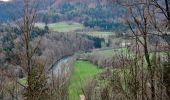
0;0;12;2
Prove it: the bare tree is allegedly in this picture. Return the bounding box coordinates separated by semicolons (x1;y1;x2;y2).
124;0;170;100
15;0;49;99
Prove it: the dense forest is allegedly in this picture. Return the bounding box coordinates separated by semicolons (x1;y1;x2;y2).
0;0;128;31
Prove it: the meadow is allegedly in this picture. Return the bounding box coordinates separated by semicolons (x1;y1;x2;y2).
35;22;84;32
83;31;115;38
86;47;130;57
68;60;102;100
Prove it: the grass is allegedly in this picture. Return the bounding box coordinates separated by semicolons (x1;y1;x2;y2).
35;21;84;32
19;78;27;85
87;31;115;38
78;31;115;43
69;60;102;100
86;47;130;57
79;31;115;37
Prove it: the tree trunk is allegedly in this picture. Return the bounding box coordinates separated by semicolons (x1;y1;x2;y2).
165;0;170;28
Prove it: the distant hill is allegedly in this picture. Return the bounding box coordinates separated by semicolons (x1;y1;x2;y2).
0;0;23;21
0;0;55;22
0;0;125;21
0;0;128;31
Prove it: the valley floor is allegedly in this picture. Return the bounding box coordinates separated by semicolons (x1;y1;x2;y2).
68;60;102;100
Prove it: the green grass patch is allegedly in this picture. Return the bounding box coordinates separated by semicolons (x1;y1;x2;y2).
69;60;102;100
86;48;130;57
87;31;115;38
78;31;115;43
35;22;84;32
19;78;27;86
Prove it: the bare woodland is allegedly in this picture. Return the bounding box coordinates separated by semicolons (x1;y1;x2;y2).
82;0;170;100
0;0;170;100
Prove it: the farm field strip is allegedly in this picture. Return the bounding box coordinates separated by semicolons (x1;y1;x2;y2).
35;21;84;32
69;60;102;100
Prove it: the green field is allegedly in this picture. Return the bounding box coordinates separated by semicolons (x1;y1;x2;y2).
87;48;130;57
78;31;115;43
86;31;115;38
69;60;101;100
35;22;84;32
19;78;27;85
88;31;114;43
